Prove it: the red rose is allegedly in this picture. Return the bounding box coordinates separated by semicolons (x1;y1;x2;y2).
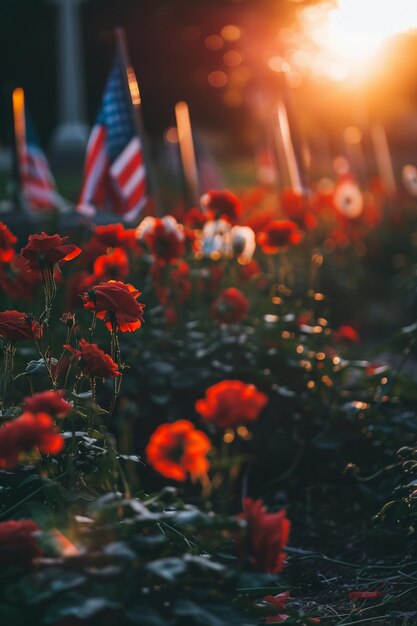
210;287;249;324
65;339;120;379
238;498;290;574
0;222;17;262
93;247;130;281
0;412;64;468
257;220;302;254
195;380;268;429
82;280;145;333
20;232;81;271
0;520;42;565
146;420;211;481
201;190;242;223
0;310;41;341
24;390;72;417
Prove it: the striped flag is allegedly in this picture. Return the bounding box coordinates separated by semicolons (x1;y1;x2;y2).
13;88;63;212
77;51;147;222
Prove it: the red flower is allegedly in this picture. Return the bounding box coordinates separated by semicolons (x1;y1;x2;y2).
210;287;249;324
82;280;145;332
238;498;291;573
257;220;302;254
195;380;268;429
334;325;360;344
136;216;185;262
0;222;17;262
65;339;120;380
0;412;64;468
93;247;130;281
201;190;242;223
0;520;42;565
20;232;81;271
348;591;381;601
24;390;72;417
146;420;211;481
0;310;41;341
0;256;43;302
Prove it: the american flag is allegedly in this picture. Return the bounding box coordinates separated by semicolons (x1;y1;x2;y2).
18;111;61;212
77;52;147;222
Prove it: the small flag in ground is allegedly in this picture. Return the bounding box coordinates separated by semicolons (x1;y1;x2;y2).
12;88;62;212
77;51;147;222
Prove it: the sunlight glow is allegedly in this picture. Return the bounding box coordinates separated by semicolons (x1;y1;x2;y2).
299;0;417;81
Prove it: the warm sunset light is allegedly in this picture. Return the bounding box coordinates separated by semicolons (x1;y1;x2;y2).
299;0;417;80
4;3;417;623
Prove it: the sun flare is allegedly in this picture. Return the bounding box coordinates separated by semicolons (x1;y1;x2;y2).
300;0;417;81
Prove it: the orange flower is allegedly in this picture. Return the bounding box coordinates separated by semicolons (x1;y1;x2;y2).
196;380;268;429
20;233;81;271
0;222;17;262
0;520;42;565
238;498;290;574
65;339;120;379
0;310;41;341
0;412;64;469
210;287;249;324
146;420;211;481
82;280;145;332
24;390;72;417
257;220;302;254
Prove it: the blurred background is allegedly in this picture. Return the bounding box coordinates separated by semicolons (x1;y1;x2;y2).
1;0;417;196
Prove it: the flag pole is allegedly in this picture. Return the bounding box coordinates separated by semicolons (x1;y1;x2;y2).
11;87;27;211
114;27;162;217
175;100;200;208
